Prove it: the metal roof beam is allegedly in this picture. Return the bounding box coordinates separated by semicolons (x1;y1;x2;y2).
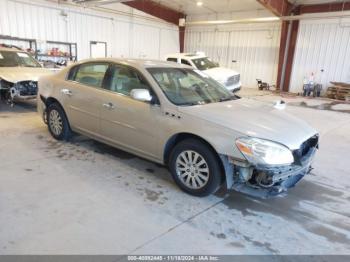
256;0;292;16
122;0;185;26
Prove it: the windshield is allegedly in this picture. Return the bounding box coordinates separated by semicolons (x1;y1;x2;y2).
147;68;235;106
192;57;218;71
0;51;41;68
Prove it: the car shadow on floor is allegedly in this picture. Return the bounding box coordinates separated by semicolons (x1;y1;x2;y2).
222;178;350;246
68;135;175;185
0;100;37;113
223;179;346;217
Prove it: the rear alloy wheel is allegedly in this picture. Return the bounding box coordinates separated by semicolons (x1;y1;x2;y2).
169;139;222;197
47;103;71;141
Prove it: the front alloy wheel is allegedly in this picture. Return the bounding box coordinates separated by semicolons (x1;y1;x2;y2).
175;150;209;190
169;139;222;197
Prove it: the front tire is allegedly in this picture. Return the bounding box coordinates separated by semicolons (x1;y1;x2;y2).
47;103;71;141
169;139;222;197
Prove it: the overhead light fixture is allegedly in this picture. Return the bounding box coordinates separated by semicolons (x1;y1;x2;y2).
186;16;280;26
281;10;350;21
185;12;350;26
72;0;129;5
197;1;203;7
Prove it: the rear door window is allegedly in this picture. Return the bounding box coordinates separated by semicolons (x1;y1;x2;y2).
71;63;109;88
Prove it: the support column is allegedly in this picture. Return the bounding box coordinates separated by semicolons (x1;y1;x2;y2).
275;1;350;92
179;26;185;53
256;0;294;91
281;20;299;92
276;21;290;91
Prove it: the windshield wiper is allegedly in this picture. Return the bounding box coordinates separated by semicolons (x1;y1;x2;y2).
219;97;233;102
23;65;39;68
219;95;241;102
178;101;206;106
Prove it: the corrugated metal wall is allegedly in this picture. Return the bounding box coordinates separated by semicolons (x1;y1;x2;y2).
290;19;350;93
0;0;179;60
185;23;281;88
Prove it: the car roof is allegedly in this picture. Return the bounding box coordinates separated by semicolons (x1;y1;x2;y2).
166;53;206;60
76;58;193;69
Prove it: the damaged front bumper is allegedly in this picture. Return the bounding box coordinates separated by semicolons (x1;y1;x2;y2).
0;79;38;105
222;136;318;198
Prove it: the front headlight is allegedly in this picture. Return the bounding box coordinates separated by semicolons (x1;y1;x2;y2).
236;137;294;166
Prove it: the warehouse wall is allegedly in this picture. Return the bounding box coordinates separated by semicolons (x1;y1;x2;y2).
0;0;179;60
185;10;281;88
185;23;281;88
289;18;350;94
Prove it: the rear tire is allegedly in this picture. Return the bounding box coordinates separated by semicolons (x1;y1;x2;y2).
47;102;71;141
169;139;222;197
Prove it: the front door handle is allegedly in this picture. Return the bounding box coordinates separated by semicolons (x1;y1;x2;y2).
61;89;73;96
103;102;115;110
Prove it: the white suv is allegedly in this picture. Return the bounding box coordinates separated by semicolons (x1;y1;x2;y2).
165;53;241;92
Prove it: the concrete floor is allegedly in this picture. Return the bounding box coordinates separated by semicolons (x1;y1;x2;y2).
0;89;350;255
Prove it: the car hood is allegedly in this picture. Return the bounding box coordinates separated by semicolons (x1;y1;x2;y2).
0;67;52;83
203;67;239;82
179;98;317;150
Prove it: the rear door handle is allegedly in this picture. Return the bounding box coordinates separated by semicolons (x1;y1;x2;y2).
103;102;115;110
61;89;73;96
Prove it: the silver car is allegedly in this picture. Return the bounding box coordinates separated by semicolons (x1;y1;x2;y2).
38;58;319;198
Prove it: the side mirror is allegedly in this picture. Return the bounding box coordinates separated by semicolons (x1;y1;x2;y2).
130;89;152;102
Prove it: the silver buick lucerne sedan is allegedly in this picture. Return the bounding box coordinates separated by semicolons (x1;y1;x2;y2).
38;58;319;198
